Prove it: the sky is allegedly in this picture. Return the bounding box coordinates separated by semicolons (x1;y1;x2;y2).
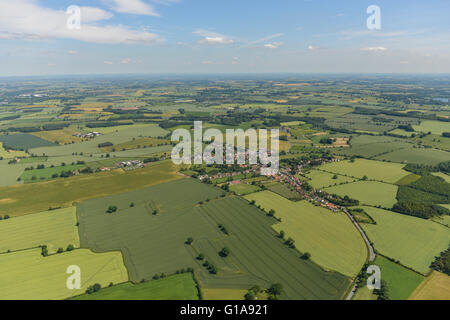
0;0;449;76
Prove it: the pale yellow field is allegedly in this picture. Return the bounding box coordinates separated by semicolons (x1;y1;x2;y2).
0;142;28;159
32;129;83;144
0;207;80;254
244;191;367;277
409;271;450;300
0;248;129;300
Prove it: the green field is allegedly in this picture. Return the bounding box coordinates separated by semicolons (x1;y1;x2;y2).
374;256;423;300
77;180;351;299
244;191;367;277
306;170;356;189
265;181;303;201
324;181;398;208
72;273;199;300
0;207;79;254
360;207;450;274
0;160;181;217
229;183;261;195
433;172;450;183
319;159;410;184
374;147;450;166
0;133;56;150
30;124;168;157
20;164;85;182
0;248;128;300
413;120;450;135
0;142;28;159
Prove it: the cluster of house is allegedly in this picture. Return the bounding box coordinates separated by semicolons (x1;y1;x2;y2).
72;132;101;139
18;93;48;98
117;160;144;169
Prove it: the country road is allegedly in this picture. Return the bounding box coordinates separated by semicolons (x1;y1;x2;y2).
343;208;376;300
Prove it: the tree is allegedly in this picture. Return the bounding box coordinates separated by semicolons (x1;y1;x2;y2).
186;237;194;245
268;209;276;217
301;252;311;260
106;205;117;213
66;244;75;251
279;230;285;239
220;247;230;257
57;248;63;254
245;291;256;300
197;253;205;260
268;283;283;297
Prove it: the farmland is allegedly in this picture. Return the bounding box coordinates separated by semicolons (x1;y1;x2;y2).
306;170;356;189
19;164;86;183
0;161;181;217
360;207;450;274
324;181;398;208
77;180;351;299
409;271;450;300
229;183;261;195
318;159;410;184
0;248;128;300
373;256;423;300
0;133;56;150
72;273;199;300
0;207;79;254
244;191;367;277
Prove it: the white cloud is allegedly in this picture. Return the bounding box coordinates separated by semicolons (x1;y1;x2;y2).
68;50;78;55
102;0;159;16
104;61;114;65
120;58;131;64
0;0;161;44
194;29;234;45
263;42;283;49
307;45;318;50
361;46;388;52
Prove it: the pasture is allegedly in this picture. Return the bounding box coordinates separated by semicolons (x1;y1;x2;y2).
413;120;450;135
360;207;450;274
374;147;450;166
306;170;356;189
72;273;199;300
374;256;423;300
229;183;261;195
409;271;450;300
0;160;181;217
324;181;398;208
0;248;128;300
19;164;85;183
319;159;410;184
265;181;303;201
0;207;79;254
244;191;367;277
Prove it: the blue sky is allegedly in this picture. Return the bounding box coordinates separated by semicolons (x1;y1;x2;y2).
0;0;449;76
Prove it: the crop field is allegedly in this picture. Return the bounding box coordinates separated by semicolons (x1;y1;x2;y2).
100;137;170;152
395;173;421;185
0;207;79;254
0;133;56;150
77;180;351;299
332;135;412;158
324;181;398;208
413;120;450;135
0;248;128;300
374;147;450;166
319;159;410;184
306;170;356;189
229;183;261;195
72;273;199;300
409;271;450;300
32;128;84;144
244;191;367;277
29;124;169;157
19;164;86;183
374;256;423;300
193;196;352;299
202;288;247;300
265;181;303;201
0;160;181;217
360;207;450;274
77;179;223;282
0;142;28;159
